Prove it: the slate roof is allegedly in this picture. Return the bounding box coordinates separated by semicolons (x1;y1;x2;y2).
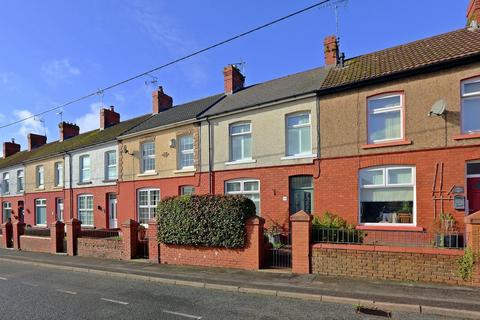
202;67;329;117
321;28;480;90
121;93;225;136
0;114;150;170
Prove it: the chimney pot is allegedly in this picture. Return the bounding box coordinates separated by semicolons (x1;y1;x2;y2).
100;106;120;130
467;0;480;26
3;140;21;158
59;122;80;141
28;133;47;151
152;86;173;114
223;65;245;94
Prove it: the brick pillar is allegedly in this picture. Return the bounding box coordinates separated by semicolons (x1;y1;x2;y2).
1;221;12;248
66;218;81;256
121;219;139;260
12;221;25;250
147;219;159;263
245;216;265;269
465;211;480;253
290;210;312;274
50;221;65;254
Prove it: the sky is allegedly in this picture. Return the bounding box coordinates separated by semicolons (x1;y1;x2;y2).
0;0;471;156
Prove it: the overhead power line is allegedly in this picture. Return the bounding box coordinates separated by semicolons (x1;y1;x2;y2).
0;0;332;131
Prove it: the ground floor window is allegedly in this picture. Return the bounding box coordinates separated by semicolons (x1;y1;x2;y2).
2;202;12;223
78;195;94;226
180;186;195;195
35;199;47;226
225;179;260;214
289;176;313;214
137;188;160;224
359;166;415;224
56;198;64;222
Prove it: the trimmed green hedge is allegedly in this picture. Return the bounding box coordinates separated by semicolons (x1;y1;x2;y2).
157;195;256;248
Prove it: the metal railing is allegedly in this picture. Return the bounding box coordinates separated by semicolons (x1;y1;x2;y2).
24;227;51;238
312;227;466;249
79;229;120;239
265;231;292;269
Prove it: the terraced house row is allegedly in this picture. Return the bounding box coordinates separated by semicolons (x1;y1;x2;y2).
2;1;480;235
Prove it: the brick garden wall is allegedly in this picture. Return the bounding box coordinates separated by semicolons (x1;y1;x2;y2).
19;236;50;253
77;238;123;260
0;235;3;248
311;243;479;285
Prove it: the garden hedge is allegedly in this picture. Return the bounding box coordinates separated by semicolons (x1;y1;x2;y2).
157;195;256;248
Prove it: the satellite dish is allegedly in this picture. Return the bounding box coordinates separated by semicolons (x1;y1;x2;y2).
428;99;447;117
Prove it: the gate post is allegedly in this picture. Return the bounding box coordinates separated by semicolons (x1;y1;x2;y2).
1;221;12;248
50;221;65;254
121;219;139;260
147;219;159;263
12;221;25;250
66;218;81;256
290;211;312;274
465;210;480;253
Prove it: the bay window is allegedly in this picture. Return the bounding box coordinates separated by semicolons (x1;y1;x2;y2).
367;93;404;143
178;135;194;169
137;188;160;224
461;77;480;133
78;195;94;226
141;142;155;173
359;166;415;225
225;179;260;214
230;122;252;162
286;113;311;156
35;199;47;226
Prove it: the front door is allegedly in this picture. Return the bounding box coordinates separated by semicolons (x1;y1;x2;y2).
467;177;480;213
18;201;24;223
109;194;118;228
289;176;314;214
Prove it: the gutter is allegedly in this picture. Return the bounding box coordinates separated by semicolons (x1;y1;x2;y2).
206;117;213;194
313;94;321;179
117;118;198;141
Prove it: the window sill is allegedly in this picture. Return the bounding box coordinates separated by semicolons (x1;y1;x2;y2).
77;181;92;186
35;187;45;191
356;225;424;232
225;159;257;166
137;171;158;177
102;179;118;183
280;154;316;161
173;168;196;174
53;186;64;190
452;133;480;141
361;140;412;149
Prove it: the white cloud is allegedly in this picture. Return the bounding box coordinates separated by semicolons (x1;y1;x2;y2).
74;102;102;133
42;58;81;86
13;109;47;138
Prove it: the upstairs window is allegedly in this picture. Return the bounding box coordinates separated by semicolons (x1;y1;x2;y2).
105;151;117;180
461;77;480;134
79;155;91;183
286;113;311;156
367;93;404;144
230;122;252;162
141;142;155;173
178;135;194;169
2;172;9;194
54;162;63;187
17;170;24;193
36;166;44;188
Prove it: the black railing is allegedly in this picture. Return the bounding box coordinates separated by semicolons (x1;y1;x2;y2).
79;229;120;239
312;227;465;249
265;231;292;269
24;227;51;238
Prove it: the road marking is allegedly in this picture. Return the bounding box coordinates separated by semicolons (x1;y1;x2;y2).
21;282;39;287
0;277;7;281
56;289;77;295
162;310;202;319
100;298;129;305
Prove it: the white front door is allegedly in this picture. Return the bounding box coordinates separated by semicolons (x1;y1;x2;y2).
109;194;118;229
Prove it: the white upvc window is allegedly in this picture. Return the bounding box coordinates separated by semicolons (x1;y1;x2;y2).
225;179;260;214
56;198;64;222
2;172;9;194
78;194;94;226
35;199;47;226
17;170;24;193
461;77;480;134
2;202;12;223
137;188;160;225
178;135;194;170
79;155;91;183
54;162;64;187
286;113;312;156
36;165;44;188
141;142;156;173
230;122;252;162
180;185;195;195
359;166;416;225
105;150;117;180
367;93;404;144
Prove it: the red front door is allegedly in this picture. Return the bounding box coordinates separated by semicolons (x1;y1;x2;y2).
467;178;480;213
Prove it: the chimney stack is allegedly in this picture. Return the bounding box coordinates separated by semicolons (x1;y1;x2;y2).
59;122;80;141
152;86;173;114
3;139;20;158
324;35;340;66
100;106;120;130
28;133;47;151
467;0;480;26
223;65;245;94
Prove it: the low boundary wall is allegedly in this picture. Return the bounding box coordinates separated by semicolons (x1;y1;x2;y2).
77;238;123;260
19;236;51;253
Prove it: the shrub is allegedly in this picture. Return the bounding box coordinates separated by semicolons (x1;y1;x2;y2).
157;195;256;248
458;247;476;281
312;212;365;244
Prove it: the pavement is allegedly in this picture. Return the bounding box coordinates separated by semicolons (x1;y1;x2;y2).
0;248;479;319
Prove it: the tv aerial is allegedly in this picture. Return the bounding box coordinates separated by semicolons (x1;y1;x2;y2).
144;73;158;87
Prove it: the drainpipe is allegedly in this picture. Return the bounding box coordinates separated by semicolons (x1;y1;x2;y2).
66;152;73;220
206;117;213;194
314;94;321;179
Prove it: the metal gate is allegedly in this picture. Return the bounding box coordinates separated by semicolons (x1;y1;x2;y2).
265;231;291;269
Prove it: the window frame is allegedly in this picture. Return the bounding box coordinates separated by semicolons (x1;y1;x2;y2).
2;172;9;194
77;194;94;227
225;179;261;215
180;185;195;195
358;166;416;226
461;76;480;134
79;155;91;183
36;165;44;188
56;198;64;222
35;198;47;226
229;122;253;162
105;150;118;180
177;134;195;170
141;141;156;173
137;188;160;226
17;169;24;193
2;201;12;223
285;112;312;157
366;92;405;144
54;162;64;187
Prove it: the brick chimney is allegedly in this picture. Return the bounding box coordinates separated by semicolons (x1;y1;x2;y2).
59;122;80;141
100;106;120;130
3;139;20;158
324;35;341;66
467;0;480;26
223;65;245;94
152;86;173;114
28;133;47;151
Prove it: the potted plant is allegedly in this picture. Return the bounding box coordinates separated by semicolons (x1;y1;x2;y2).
435;213;460;248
